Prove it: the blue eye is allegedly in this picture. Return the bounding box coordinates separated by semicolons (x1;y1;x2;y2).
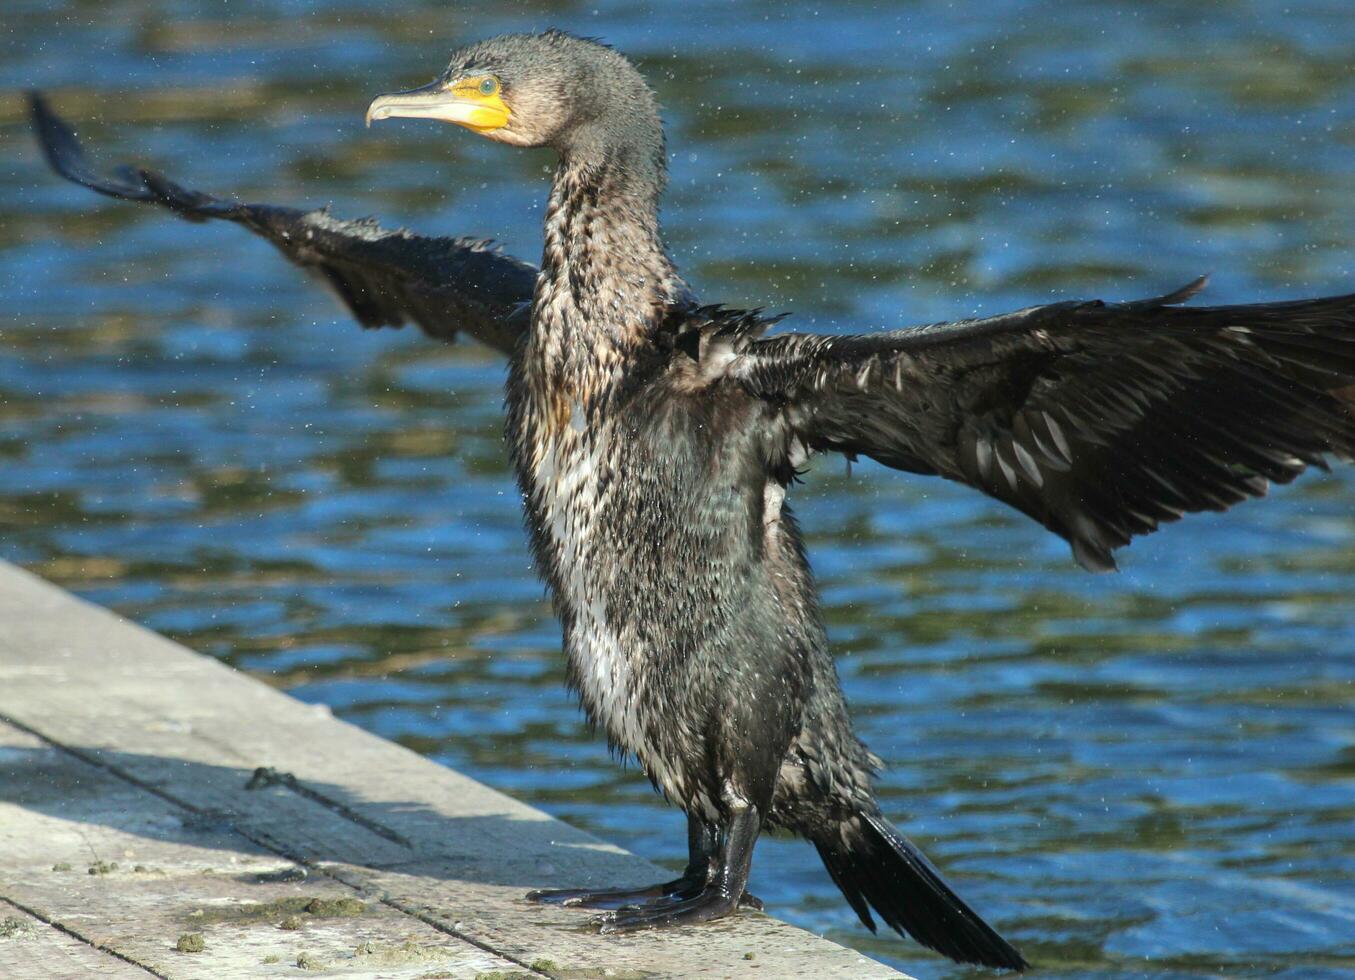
479;77;499;96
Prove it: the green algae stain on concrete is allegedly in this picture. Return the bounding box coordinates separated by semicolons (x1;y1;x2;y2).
184;894;367;928
296;950;328;970
305;896;366;917
353;940;460;966
0;917;34;941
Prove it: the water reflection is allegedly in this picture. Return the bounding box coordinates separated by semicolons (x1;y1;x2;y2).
3;1;1354;975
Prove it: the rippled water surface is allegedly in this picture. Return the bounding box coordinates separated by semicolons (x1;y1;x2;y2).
3;2;1355;976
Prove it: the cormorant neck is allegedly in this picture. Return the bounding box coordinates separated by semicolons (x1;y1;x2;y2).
532;116;685;373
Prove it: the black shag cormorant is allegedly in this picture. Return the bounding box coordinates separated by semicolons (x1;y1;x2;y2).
30;29;1355;972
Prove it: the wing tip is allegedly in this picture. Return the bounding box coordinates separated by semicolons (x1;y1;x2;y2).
27;89;137;199
1071;537;1119;573
1156;275;1210;306
1120;275;1209;311
28;89;73;176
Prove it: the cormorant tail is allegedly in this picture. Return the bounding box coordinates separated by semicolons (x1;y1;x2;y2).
812;812;1028;971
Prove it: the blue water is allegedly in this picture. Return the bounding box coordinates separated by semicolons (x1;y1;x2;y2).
3;2;1355;976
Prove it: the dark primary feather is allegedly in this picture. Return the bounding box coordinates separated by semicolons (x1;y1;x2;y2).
29;93;537;356
813;813;1028;970
735;280;1355;571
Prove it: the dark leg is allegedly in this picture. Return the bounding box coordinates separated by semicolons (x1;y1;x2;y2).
526;814;720;910
590;803;762;932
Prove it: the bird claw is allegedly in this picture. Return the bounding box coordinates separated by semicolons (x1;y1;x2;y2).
561;890;763;931
526;877;700;911
525;888;585;907
585;886;744;934
588;911;618;930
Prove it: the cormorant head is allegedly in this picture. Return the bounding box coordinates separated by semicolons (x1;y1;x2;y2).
366;30;663;166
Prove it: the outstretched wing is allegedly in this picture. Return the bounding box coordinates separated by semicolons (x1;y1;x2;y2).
30;93;538;356
734;279;1355;571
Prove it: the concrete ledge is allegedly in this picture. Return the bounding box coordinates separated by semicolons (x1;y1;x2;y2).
0;560;906;979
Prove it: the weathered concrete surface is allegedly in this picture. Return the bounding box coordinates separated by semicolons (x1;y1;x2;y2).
0;561;906;979
1;896;154;980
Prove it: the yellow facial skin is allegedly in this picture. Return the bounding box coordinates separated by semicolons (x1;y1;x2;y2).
448;76;510;133
365;75;510;134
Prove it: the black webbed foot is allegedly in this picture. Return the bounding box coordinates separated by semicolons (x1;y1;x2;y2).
534;808;763;931
589;883;744;933
586;803;763;933
528;813;733;912
527;879;763;913
526;874;702;910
